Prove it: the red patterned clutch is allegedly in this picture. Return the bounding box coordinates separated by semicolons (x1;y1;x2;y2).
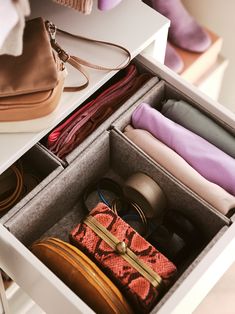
70;203;177;312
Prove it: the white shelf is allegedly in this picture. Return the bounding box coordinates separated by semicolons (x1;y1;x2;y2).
196;54;229;101
0;0;169;175
2;283;45;314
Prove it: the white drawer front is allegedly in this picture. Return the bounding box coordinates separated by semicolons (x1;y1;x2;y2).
0;224;93;314
157;223;235;314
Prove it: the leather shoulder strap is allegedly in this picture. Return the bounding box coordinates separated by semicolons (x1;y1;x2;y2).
46;21;132;92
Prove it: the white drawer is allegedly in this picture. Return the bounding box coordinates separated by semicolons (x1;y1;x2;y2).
0;0;169;175
0;52;235;314
136;54;235;313
0;1;171;312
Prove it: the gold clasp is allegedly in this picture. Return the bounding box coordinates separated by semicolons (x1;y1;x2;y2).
115;241;127;255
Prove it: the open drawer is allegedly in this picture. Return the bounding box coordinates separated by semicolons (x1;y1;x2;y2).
0;55;235;314
0;128;232;314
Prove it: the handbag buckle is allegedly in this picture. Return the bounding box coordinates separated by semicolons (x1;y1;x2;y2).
45;20;70;63
45;20;57;41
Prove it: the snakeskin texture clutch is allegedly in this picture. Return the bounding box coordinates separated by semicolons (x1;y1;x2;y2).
70;203;177;313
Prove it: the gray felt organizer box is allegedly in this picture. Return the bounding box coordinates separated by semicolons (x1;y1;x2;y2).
2;57;235;313
2;126;230;312
112;78;235;220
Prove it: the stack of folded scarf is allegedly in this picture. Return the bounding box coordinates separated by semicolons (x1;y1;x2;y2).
124;100;235;216
46;64;152;159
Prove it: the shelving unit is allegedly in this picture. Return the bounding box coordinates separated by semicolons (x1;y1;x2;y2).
2;2;235;314
0;1;170;312
0;0;169;175
1;282;44;314
196;54;228;101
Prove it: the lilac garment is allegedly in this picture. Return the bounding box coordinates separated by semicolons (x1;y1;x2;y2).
132;103;235;196
165;42;184;73
148;0;211;53
98;0;122;11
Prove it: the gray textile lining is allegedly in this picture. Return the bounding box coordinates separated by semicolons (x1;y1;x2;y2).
4;132;110;246
41;200;86;242
37;142;67;168
42;169;124;242
1;144;63;225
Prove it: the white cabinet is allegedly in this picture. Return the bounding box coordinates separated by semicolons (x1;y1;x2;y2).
1;1;235;314
0;0;169;175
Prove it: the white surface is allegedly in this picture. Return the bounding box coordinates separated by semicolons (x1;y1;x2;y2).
5;282;45;314
196;55;229;101
194;262;235;314
0;272;10;314
157;225;235;314
0;0;168;175
0;224;94;314
140;23;169;64
182;0;235;112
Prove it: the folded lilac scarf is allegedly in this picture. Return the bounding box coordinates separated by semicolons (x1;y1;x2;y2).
132;103;235;196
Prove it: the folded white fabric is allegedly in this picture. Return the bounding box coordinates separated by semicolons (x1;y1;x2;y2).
0;0;30;56
0;0;18;49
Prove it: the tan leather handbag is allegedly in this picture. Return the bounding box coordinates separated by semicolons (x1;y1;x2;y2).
0;17;131;123
0;18;66;122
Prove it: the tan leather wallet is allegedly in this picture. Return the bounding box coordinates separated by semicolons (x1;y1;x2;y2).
31;237;133;314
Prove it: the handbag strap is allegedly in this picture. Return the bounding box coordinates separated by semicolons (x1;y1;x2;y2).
46;21;132;92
